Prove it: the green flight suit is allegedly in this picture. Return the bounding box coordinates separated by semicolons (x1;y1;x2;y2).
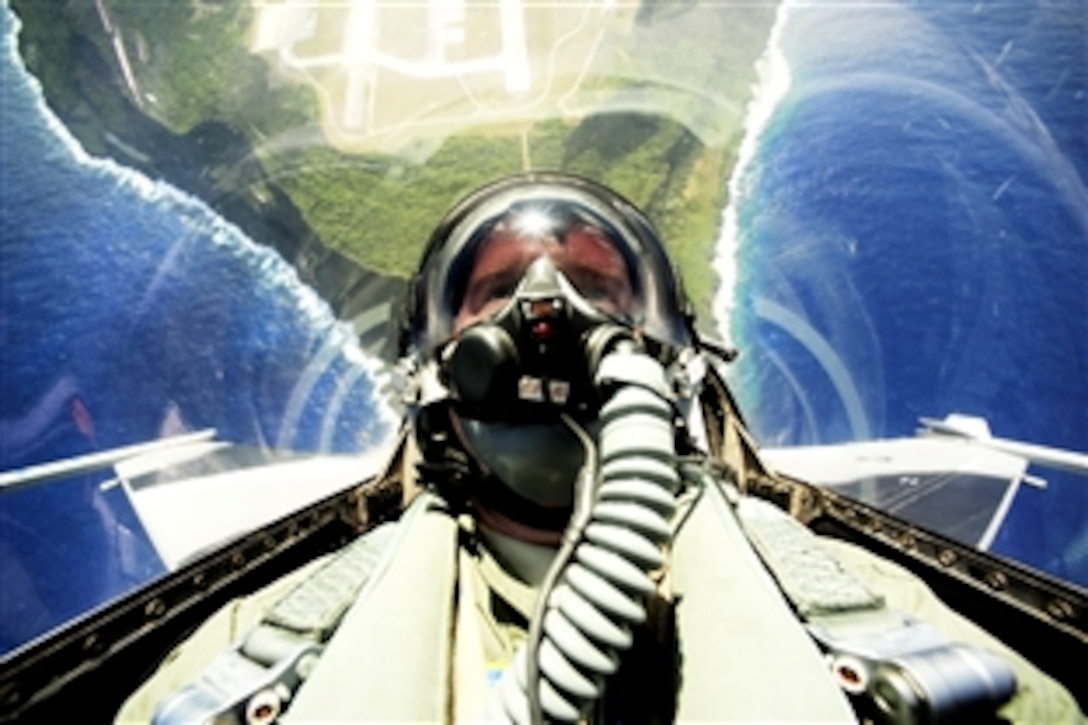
116;487;1083;723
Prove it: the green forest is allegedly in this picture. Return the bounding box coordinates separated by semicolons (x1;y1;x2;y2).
12;0;776;326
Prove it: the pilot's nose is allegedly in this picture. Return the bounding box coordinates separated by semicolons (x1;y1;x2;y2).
516;255;566;297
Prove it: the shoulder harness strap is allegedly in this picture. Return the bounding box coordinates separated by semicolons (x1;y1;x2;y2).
151;522;398;725
735;494;1018;722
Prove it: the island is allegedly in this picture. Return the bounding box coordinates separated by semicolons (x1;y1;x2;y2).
11;0;777;358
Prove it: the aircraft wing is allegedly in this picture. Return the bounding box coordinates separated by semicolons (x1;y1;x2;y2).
762;415;1033;550
110;436;388;570
0;430;389;649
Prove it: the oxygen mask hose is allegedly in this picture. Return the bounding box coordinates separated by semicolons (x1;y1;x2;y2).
487;347;680;724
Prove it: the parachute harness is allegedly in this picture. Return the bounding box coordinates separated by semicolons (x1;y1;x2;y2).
486;344;681;724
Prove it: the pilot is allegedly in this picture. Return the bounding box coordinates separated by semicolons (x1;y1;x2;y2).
117;173;1080;724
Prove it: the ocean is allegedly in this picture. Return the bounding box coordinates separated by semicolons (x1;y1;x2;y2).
719;0;1088;584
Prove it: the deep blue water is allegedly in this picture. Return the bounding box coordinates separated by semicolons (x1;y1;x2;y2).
729;1;1088;584
0;5;389;652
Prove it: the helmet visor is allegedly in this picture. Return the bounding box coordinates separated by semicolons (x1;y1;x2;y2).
452;203;641;333
409;176;692;358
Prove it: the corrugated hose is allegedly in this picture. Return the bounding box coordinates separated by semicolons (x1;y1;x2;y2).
485;348;679;724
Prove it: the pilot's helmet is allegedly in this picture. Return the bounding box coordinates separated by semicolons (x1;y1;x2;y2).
401;171;695;364
399;172;696;541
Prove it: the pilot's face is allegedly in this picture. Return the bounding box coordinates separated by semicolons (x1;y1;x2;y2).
454;219;635;332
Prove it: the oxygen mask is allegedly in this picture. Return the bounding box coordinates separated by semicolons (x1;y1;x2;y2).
439;224;640;424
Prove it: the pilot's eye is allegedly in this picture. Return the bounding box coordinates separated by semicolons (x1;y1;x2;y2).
464;273;518;313
581;280;613;300
481;278;517;303
566;271;632;315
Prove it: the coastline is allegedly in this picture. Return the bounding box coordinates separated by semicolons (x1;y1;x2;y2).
714;0;794;350
9;0;779;346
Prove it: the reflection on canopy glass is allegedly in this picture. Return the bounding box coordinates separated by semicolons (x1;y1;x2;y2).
1;0;1085;665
